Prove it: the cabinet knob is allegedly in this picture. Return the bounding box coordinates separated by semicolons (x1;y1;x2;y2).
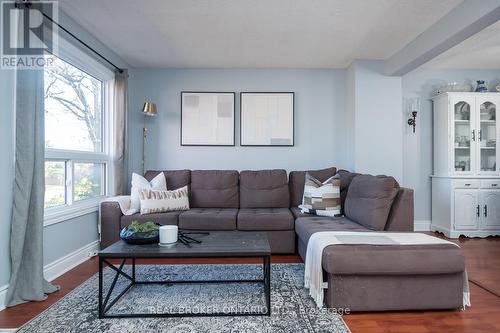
484;205;488;218
492;184;498;187
465;183;471;186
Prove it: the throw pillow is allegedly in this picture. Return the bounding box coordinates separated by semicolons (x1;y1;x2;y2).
139;186;190;215
299;173;341;217
344;175;399;230
130;172;167;213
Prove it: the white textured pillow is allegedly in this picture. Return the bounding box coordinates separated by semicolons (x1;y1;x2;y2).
139;186;190;215
130;173;167;213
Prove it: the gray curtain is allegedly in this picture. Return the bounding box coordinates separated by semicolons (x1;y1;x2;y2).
112;70;129;195
6;70;59;307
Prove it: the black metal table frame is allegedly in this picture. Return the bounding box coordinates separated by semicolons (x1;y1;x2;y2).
98;255;271;318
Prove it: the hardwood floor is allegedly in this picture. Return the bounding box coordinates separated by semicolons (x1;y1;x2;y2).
0;236;499;332
454;236;500;297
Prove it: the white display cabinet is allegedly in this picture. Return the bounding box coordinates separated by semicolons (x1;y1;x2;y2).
431;92;500;238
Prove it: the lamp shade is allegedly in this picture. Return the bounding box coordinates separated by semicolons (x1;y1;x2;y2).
142;102;157;116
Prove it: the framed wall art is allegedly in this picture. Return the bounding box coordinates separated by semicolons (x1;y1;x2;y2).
240;92;294;146
181;91;235;146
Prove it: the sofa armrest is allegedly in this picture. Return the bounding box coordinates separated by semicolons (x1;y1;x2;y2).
100;201;123;249
385;187;414;232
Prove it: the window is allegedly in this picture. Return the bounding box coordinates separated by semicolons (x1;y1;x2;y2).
44;54;111;220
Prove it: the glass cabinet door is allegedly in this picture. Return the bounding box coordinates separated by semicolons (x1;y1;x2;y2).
478;101;497;173
453;100;473;173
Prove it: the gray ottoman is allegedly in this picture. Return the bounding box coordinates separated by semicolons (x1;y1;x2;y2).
323;243;466;311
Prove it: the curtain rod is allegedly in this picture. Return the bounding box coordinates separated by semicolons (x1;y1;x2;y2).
15;1;124;73
42;12;124;74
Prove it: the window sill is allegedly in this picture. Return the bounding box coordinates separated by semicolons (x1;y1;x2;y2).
44;201;101;227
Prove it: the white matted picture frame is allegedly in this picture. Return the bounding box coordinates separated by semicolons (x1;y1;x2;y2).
240;92;294;146
181;91;236;146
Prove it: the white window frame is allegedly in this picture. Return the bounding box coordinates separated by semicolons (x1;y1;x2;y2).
44;35;116;226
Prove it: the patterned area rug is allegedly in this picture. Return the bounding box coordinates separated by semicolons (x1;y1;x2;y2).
17;264;350;333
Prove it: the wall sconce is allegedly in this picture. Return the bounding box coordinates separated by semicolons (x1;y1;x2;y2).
408;111;417;133
407;98;420;134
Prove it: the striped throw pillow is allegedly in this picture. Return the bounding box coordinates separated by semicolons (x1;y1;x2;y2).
139;186;190;215
299;173;341;217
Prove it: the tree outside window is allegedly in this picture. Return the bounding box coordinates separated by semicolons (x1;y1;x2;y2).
44;56;106;208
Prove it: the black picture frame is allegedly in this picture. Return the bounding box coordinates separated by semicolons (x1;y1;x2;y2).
240;92;295;147
180;91;236;146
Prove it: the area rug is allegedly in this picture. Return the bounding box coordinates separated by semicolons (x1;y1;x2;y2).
17;264;350;333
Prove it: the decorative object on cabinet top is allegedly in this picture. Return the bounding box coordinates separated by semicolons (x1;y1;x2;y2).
475;80;488;93
431;91;500;100
432;82;472;96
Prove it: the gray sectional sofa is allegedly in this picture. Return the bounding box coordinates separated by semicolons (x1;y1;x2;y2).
100;167;414;251
101;167;467;312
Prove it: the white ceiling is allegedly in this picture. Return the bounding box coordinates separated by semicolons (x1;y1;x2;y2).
59;0;463;69
423;19;500;69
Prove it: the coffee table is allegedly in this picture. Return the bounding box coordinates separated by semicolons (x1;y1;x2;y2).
98;231;271;318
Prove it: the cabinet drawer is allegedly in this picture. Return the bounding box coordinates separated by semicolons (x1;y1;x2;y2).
453;179;480;189
481;179;500;189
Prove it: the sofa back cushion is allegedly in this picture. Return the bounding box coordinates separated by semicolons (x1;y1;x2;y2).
337;169;361;212
144;170;191;190
240;169;289;208
344;174;399;230
190;170;239;208
289;167;337;207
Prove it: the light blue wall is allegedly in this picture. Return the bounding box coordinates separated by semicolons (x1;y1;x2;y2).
349;60;403;182
344;64;356;171
128;69;348;180
402;68;500;221
43;212;99;265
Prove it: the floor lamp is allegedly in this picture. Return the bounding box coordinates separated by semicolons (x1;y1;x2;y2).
142;102;157;174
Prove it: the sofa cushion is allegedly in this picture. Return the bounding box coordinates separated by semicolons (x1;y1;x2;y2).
295;216;369;245
121;211;180;228
385;188;414;231
344;175;399;231
239;170;289;208
337;169;361;211
139;187;190;214
130;172;167;212
289;167;337;207
299;173;341;217
144;170;191;191
322;244;465;275
190;170;239;208
237;208;294;231
179;208;238;230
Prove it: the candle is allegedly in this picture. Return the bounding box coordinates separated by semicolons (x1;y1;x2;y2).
159;225;178;244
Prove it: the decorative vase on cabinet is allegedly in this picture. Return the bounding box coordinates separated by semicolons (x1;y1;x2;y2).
431;92;500;238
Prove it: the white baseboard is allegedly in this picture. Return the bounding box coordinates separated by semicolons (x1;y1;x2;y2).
0;240;99;313
0;284;8;314
0;329;17;332
43;240;99;282
414;220;431;232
